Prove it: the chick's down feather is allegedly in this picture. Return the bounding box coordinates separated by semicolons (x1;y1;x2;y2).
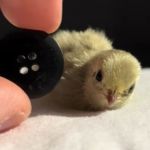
47;28;141;110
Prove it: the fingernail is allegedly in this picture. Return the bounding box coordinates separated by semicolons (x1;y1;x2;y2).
0;112;25;133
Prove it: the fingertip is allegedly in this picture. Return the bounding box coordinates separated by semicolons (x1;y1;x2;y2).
0;0;63;33
0;77;32;133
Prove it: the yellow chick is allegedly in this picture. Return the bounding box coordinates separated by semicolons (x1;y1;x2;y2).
49;28;141;111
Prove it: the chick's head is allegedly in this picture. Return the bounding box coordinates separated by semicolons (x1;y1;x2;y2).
83;50;141;110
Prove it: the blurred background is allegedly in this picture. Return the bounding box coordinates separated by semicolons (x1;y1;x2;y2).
60;0;150;67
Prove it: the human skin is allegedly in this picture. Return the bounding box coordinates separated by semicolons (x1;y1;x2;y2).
0;0;63;133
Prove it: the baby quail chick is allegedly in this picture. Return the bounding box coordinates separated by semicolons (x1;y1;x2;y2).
50;28;141;110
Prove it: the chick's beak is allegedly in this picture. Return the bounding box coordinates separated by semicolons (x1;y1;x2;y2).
106;90;116;104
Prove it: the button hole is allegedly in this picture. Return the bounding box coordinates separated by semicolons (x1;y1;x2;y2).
19;66;29;75
31;64;40;72
28;52;37;61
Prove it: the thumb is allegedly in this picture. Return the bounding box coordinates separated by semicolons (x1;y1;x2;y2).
0;0;62;33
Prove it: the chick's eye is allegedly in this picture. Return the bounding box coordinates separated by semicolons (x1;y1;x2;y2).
128;84;135;94
96;70;103;82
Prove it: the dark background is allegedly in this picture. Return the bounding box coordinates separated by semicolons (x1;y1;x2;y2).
59;0;150;67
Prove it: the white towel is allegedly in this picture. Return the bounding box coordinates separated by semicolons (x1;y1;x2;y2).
0;69;150;150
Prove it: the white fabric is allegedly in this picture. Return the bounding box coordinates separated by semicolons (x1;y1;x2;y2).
0;69;150;150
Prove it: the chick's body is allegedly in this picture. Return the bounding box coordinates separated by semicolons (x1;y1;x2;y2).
49;28;141;110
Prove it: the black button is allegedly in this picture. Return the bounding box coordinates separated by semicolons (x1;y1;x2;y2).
0;30;64;99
